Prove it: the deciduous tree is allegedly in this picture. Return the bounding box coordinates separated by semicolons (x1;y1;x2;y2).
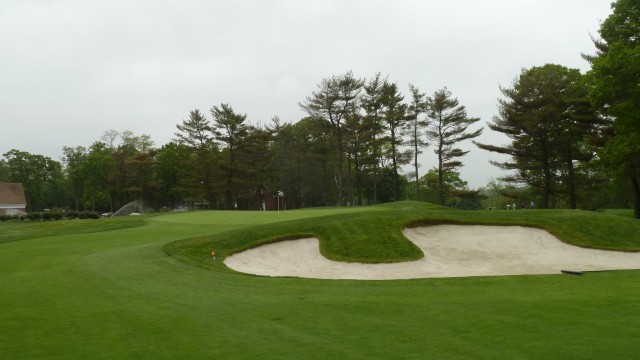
3;149;62;211
584;0;640;218
62;146;88;211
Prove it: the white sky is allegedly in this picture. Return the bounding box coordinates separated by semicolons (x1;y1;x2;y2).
0;0;612;188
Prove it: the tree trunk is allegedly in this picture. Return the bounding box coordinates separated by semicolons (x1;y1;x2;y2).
632;176;640;219
542;169;551;209
336;125;344;206
336;149;343;206
321;158;329;206
354;152;362;206
347;153;353;206
541;144;551;209
372;134;378;205
438;140;445;206
391;131;399;202
566;157;577;209
414;140;420;201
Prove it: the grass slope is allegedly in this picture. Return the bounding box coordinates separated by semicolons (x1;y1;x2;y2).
2;202;640;359
166;201;640;271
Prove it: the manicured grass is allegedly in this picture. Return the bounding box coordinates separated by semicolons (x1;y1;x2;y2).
167;202;640;271
604;208;636;218
0;216;146;244
2;202;640;359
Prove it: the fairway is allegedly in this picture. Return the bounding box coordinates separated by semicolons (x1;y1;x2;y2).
2;204;640;359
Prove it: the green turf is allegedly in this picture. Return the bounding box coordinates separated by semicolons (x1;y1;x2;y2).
603;208;636;218
167;202;640;271
0;216;146;244
2;202;640;359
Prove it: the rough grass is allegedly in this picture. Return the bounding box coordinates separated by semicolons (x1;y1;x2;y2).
2;202;640;359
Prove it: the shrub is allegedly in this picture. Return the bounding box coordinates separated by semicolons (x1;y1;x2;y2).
78;211;99;220
26;212;42;221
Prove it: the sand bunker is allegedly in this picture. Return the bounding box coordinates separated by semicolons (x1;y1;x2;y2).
224;225;640;280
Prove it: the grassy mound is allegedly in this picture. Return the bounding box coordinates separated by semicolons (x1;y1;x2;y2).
165;201;640;271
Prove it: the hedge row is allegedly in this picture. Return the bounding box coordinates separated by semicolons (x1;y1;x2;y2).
0;210;100;222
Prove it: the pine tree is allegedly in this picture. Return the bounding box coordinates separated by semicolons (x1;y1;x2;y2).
211;103;249;209
299;71;363;205
407;84;429;200
381;82;410;201
475;64;601;209
426;88;482;206
174;109;213;148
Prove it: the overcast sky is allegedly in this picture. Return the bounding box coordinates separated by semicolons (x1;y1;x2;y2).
0;0;613;188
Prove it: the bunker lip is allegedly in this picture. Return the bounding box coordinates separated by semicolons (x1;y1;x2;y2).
224;225;640;280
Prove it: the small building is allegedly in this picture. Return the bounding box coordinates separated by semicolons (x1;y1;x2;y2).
0;183;27;215
251;184;277;211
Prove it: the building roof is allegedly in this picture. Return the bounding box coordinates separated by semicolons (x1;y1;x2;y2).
0;183;27;205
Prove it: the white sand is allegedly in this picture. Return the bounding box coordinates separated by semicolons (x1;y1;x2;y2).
223;225;640;280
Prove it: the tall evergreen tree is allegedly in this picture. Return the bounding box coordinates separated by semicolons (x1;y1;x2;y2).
407;84;429;200
270;116;335;208
344;112;370;205
381;81;410;201
426;88;482;206
154;142;189;208
211;103;249;209
174;109;213;148
174;109;219;209
241;123;276;204
475;65;600;208
299;71;363;205
360;73;387;204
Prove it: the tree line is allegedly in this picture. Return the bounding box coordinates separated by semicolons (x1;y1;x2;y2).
477;0;639;217
1;0;638;217
0;74;484;212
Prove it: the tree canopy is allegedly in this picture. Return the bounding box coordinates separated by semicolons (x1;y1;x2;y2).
5;1;640;218
585;0;640;218
476;64;603;209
